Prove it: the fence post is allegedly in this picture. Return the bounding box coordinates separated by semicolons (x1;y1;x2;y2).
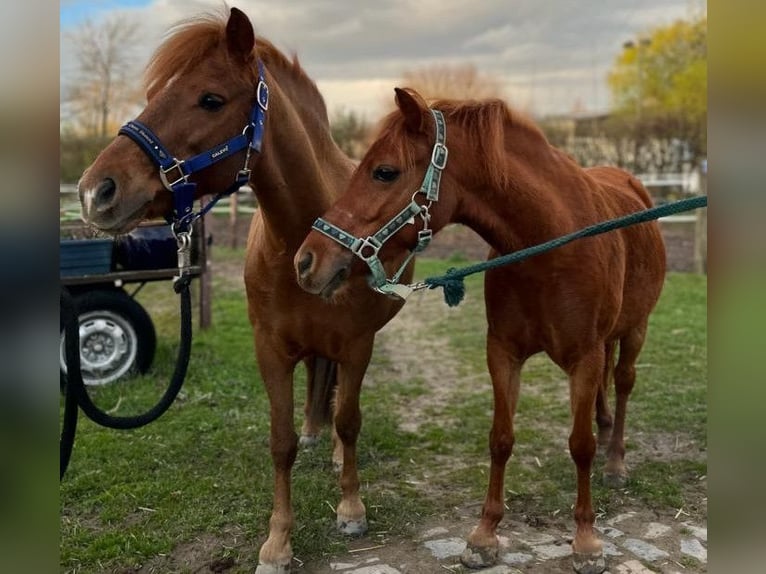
229;192;238;249
199;196;213;329
693;161;707;274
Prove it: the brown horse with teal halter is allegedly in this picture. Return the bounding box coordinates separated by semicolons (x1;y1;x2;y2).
77;8;413;573
296;87;667;574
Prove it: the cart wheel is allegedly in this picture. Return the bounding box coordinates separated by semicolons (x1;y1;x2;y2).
60;289;156;385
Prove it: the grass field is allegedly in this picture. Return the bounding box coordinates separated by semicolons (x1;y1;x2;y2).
60;250;707;573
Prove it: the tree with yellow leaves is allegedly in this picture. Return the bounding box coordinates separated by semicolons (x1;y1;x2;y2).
608;14;707;162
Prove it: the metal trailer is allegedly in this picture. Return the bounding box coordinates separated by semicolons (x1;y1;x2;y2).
60;219;208;386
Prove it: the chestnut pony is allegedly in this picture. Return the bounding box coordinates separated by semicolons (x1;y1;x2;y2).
295;88;666;574
77;8;412;574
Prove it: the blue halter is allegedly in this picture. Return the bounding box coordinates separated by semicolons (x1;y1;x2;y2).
312;109;448;299
118;60;269;233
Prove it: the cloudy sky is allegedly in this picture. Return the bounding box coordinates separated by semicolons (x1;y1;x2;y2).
60;0;701;122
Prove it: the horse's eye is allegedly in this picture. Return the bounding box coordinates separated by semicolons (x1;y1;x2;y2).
372;165;401;183
198;93;226;111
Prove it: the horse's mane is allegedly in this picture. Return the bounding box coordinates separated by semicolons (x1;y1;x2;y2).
377;89;549;190
144;10;328;121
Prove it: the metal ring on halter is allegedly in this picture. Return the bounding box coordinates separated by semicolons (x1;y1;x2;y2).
159;160;188;191
431;142;448;169
257;80;269;110
351;236;383;262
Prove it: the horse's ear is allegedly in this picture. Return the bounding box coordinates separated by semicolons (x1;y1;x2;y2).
226;7;255;62
394;87;426;133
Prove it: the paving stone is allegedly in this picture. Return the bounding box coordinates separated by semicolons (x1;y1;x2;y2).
476;565;520;574
680;537;707;563
613;559;657;574
643;522;672;539
422;537;466;559
500;551;534;565
596;525;625;539
418;526;449;540
607;512;637;526
517;532;556;546
533;543;572;560
343;565;401;574
330;557;380;571
682;522;708;542
602;540;624;557
622;538;670;562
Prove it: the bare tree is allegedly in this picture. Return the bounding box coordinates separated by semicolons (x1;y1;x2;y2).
400;63;506;102
330;107;371;159
65;15;142;137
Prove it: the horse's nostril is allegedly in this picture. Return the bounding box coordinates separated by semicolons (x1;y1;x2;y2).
94;178;117;210
297;251;313;277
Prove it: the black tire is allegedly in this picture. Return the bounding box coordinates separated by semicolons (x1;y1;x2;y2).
59;289;156;385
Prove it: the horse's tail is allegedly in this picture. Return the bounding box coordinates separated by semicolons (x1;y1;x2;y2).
627;174;654;209
306;356;338;428
604;340;617;391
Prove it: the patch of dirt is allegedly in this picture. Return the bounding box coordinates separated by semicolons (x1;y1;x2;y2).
365;290;464;433
136;529;248;574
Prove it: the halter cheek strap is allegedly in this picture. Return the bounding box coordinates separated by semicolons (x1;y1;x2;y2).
118;60;269;233
312;108;448;300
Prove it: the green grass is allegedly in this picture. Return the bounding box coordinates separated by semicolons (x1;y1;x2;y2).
60;254;707;572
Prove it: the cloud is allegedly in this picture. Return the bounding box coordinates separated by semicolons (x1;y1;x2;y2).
60;0;700;120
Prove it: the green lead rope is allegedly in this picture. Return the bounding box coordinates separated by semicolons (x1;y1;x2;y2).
423;194;708;307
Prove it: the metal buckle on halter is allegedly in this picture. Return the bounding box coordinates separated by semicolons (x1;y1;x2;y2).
431;142;448;170
257;80;269;110
160;160;188;190
416;228;433;251
351;236;383;262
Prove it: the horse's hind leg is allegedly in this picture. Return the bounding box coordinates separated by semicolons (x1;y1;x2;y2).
595;341;617;448
300;357;321;445
603;322;648;488
462;334;522;568
299;356;337;447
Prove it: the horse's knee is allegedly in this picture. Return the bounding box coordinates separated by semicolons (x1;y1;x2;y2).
569;432;596;467
270;432;298;468
334;408;361;446
614;364;636;393
489;427;514;464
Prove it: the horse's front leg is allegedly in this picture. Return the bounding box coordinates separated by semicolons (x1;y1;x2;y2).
333;338;374;536
568;346;607;574
254;332;299;574
462;333;522;568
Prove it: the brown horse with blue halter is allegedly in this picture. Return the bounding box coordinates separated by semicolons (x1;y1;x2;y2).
77;8;413;573
296;87;667;574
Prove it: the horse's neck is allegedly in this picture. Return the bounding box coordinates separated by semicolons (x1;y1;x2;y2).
453;137;594;253
250;82;350;253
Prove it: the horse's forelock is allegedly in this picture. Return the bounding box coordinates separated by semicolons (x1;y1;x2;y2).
143;11;328;122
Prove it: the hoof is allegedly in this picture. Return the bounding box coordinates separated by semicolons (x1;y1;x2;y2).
337;515;368;536
255;561;291;574
299;434;319;447
460;543;498;569
602;471;628;489
572;551;606;574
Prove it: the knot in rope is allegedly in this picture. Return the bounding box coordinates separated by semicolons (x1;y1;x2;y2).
426;268;466;307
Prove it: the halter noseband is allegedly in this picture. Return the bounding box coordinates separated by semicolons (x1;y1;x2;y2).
118;60;270;234
312;109;448;300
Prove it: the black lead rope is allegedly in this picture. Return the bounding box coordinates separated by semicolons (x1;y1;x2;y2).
59;277;193;479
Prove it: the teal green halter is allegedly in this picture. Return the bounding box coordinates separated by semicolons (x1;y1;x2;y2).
312;109;448;299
